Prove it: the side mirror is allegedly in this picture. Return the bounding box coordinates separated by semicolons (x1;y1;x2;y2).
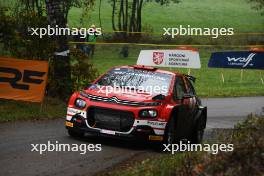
83;84;92;90
152;94;166;100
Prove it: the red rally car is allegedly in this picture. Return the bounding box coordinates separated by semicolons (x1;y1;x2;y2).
65;65;207;144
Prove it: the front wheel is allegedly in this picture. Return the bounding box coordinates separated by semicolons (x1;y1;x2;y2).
164;117;178;144
68;129;85;138
190;118;205;144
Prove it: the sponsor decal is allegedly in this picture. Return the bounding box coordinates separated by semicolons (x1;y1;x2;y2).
135;120;166;128
67;108;80;115
67;108;86;117
227;53;255;68
65;121;73;127
149;135;163;141
147;121;166;128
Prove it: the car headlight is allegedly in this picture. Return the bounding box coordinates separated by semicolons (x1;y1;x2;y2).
74;98;86;109
139;109;158;118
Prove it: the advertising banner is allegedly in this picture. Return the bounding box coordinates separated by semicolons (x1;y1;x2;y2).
137;49;201;69
208;51;264;69
0;57;49;102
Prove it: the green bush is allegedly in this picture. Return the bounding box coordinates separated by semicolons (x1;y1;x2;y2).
0;2;54;59
70;48;99;91
105;115;264;176
0;3;99;97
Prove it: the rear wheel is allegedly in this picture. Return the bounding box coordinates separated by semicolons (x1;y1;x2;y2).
68;129;85;138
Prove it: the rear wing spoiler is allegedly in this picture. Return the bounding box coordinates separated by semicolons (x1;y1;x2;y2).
184;74;196;83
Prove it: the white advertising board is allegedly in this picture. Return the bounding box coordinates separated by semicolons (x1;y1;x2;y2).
137;49;201;69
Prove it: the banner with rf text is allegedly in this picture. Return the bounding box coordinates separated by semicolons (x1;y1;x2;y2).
0;57;49;102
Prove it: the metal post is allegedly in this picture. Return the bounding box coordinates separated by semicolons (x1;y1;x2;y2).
188;68;191;75
221;72;225;83
240;69;243;83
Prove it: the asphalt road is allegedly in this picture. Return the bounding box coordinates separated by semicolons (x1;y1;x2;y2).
203;96;264;128
0;97;263;176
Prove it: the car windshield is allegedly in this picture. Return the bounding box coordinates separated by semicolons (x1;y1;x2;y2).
96;68;173;95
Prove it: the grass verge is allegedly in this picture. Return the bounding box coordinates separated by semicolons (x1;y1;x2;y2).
102;115;264;176
69;0;264;33
0;97;66;122
90;45;264;97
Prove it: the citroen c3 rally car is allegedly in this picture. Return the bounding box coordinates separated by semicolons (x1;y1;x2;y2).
65;65;207;144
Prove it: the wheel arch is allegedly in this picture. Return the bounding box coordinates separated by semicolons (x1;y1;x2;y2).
164;105;181;133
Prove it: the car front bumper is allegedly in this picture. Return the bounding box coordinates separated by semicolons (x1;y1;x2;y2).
66;107;167;141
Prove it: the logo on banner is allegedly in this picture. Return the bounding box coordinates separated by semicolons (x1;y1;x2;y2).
153;52;164;65
0;57;49;102
227;53;255;68
0;67;45;90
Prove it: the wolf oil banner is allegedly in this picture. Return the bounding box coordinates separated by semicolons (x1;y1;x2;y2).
208;51;264;69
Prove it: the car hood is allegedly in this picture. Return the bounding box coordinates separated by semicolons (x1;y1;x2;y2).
83;85;155;102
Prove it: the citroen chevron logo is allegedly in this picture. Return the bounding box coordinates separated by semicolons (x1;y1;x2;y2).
110;96;119;103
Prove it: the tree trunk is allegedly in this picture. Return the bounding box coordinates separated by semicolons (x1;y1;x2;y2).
45;0;72;100
112;0;117;31
125;0;128;32
129;0;137;35
137;0;143;33
118;0;122;30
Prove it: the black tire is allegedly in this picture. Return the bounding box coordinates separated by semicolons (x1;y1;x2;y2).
164;116;178;144
191;117;204;144
68;129;85;138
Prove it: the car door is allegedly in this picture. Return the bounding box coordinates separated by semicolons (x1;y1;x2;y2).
172;76;190;139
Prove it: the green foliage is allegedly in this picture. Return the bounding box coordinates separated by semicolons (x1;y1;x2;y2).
79;0;96;26
10;11;54;59
248;0;264;15
0;5;16;53
70;48;99;91
105;115;264;176
0;2;54;59
108;0;180;41
197;115;264;176
0;1;99;98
